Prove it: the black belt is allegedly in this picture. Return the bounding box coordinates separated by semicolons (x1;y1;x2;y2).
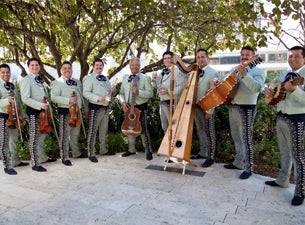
0;113;8;119
134;103;148;111
160;100;170;105
58;107;69;115
26;106;42;116
230;104;256;110
278;112;305;123
88;103;108;111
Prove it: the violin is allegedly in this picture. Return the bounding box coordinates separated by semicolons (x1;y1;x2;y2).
68;91;81;127
39;96;53;134
5;83;23;129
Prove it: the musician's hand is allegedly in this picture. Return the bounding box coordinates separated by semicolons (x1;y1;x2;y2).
7;96;14;103
132;86;139;96
210;79;219;89
237;64;247;77
152;72;157;81
159;87;167;95
284;81;297;92
122;102;130;112
41;103;49;110
69;96;77;104
263;86;274;99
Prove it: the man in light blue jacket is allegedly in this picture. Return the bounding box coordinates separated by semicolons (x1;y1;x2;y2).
223;46;266;179
83;58;112;163
118;57;154;160
51;61;83;166
193;49;220;167
265;46;305;206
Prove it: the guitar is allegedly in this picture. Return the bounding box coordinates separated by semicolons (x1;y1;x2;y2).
198;56;262;112
266;72;304;105
121;75;142;137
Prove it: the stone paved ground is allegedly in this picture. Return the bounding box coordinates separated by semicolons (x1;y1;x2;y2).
0;153;304;225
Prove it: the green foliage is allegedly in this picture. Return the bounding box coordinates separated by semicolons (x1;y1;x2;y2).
0;0;268;79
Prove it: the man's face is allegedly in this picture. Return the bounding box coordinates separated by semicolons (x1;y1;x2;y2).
61;64;72;79
163;54;173;67
240;49;255;64
130;60;140;74
28;60;41;75
196;51;209;68
93;61;104;75
288;49;305;71
0;67;10;82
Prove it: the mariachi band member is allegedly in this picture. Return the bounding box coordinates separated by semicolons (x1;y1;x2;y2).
223;46;265;179
0;64;29;175
83;58;112;163
152;51;187;132
264;46;305;206
193;49;219;167
20;58;55;172
118;57;154;160
51;61;83;166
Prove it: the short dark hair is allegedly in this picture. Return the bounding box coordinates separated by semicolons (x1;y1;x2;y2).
196;48;209;57
93;58;104;66
162;51;174;58
289;46;305;57
241;45;256;54
61;61;72;67
0;63;10;71
27;57;41;67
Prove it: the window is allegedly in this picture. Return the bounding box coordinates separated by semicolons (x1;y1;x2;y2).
220;56;240;64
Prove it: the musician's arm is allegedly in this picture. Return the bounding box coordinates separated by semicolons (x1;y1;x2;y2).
138;76;154;99
0;92;9;108
50;81;70;105
288;86;305;104
82;76;99;104
20;78;43;110
173;68;187;96
241;68;266;93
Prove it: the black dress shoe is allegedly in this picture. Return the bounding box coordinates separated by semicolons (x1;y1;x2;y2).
15;162;29;167
239;171;252;179
291;195;304;206
165;159;174;163
146;152;153;161
224;163;241;170
4;168;17;175
45;158;57;163
265;180;280;187
191;154;206;160
89;156;98;163
201;159;214;168
32;165;47;172
62;160;72;166
121;151;136;157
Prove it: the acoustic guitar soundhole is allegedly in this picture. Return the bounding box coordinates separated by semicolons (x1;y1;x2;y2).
186;100;190;105
128;113;135;120
175;140;183;148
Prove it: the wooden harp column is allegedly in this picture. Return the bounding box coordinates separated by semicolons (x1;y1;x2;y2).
157;55;199;174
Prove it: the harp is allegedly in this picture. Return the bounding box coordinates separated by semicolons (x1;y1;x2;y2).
157;54;199;174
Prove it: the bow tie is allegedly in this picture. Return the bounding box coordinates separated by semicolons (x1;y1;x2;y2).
128;74;138;83
96;75;107;81
199;69;205;78
4;82;15;91
161;68;170;76
35;75;44;84
66;79;77;86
